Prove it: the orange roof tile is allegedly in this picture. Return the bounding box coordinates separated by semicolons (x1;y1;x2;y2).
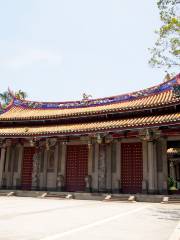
0;90;179;121
0;113;179;137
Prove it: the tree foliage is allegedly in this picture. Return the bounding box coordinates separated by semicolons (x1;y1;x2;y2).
149;0;180;69
0;89;27;109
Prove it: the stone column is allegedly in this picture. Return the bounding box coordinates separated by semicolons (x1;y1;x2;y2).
88;144;93;175
43;149;48;190
111;141;121;193
17;144;23;189
98;144;106;192
54;144;59;190
92;143;99;192
4;146;11;188
61;144;66;175
176;164;180;180
106;144;112;192
116;142;121;192
0;147;6;188
57;143;62;191
139;128;161;194
84;144;93;192
148;141;158;194
142;140;148;193
9;146;15;188
32;151;40;190
161;138;168;193
170;160;176;179
59;143;66;191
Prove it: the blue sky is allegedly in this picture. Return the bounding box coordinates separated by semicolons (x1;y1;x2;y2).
0;0;178;101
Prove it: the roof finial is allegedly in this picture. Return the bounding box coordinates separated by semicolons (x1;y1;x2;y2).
0;102;2;111
163;71;171;82
82;93;92;101
176;73;180;85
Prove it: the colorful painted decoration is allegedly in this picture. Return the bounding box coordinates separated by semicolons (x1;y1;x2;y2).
10;76;178;110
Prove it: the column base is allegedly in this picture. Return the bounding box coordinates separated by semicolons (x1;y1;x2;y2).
57;186;65;192
85;187;92;193
161;189;168;195
148;189;158;194
142;189;148;194
112;189;121;193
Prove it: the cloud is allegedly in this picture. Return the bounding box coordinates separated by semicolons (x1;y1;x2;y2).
0;48;63;69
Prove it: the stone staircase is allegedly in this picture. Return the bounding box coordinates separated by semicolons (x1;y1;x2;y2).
103;194;135;202
1;190;180;203
162;195;180;204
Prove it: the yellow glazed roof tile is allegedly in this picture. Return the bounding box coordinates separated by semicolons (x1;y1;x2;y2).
0;113;179;137
0;90;179;121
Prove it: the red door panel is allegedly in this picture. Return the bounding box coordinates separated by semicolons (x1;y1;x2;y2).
66;145;88;192
21;147;35;190
121;142;143;193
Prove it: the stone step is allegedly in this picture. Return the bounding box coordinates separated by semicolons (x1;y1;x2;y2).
45;193;67;199
15;191;44;198
161;196;180;204
0;191;14;197
45;193;73;199
168;200;180;204
73;193;105;201
0;192;8;196
103;195;135;202
168;197;180;204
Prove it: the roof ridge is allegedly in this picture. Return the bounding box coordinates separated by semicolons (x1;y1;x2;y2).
4;73;180;110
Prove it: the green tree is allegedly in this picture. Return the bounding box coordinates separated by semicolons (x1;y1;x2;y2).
149;0;180;69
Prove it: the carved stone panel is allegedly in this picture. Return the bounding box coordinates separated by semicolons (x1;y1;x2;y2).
98;144;106;192
32;151;41;189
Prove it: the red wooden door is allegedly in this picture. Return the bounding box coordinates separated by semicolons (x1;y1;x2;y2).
66;145;88;192
21;147;35;190
121;142;143;193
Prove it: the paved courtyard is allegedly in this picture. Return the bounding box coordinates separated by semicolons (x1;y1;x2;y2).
0;197;179;240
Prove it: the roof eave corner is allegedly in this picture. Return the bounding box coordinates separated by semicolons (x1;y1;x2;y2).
176;73;180;85
2;88;17;112
0;102;3;114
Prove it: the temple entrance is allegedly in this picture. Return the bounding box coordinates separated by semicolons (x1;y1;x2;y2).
21;147;35;190
121;142;143;193
167;141;180;194
66;145;88;192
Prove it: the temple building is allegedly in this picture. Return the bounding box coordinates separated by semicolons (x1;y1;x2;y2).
0;74;180;194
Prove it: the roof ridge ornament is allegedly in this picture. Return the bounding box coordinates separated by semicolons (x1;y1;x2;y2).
0;102;3;113
10;73;180;110
82;93;92;101
173;73;180;97
81;93;92;106
163;71;174;82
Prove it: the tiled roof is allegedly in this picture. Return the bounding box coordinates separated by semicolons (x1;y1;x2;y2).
0;74;179;121
0;89;179;121
0;113;179;137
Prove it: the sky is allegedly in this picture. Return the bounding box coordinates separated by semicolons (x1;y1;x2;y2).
0;0;178;102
